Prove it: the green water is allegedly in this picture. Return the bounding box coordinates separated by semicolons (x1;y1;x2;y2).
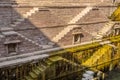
105;69;120;80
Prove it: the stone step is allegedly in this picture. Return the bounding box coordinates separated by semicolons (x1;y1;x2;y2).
49;56;63;62
43;59;53;66
26;12;32;16
17;18;25;22
40;64;47;69
16;33;42;47
23;14;28;18
24;76;34;80
33;68;41;75
42;45;53;49
14;21;21;25
68;6;93;24
11;24;16;27
94;21;115;39
36;66;45;72
52;6;93;42
29;72;38;79
10;7;41;48
82;45;112;67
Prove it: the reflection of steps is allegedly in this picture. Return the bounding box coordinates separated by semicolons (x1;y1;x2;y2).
82;45;112;69
52;6;93;42
11;7;39;27
94;21;115;39
24;56;63;80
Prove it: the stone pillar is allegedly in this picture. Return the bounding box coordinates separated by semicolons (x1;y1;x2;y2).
41;71;45;80
102;73;105;80
109;63;113;71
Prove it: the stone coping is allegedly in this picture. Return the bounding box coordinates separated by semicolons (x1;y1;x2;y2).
0;2;117;7
0;39;102;68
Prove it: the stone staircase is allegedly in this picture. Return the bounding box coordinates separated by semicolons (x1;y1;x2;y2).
23;56;82;80
82;45;112;69
17;32;54;49
81;27;96;36
23;56;63;80
94;21;115;39
24;61;49;80
52;6;93;42
16;33;43;47
62;57;81;67
0;7;48;48
11;7;39;27
10;7;53;49
0;27;44;48
82;43;120;70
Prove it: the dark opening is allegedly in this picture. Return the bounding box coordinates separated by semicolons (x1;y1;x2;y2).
7;43;17;54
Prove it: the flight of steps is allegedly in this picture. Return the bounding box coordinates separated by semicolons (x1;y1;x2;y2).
17;32;54;49
109;43;120;67
52;6;93;42
0;27;43;48
94;21;115;39
24;56;63;80
10;7;53;49
62;57;81;67
11;7;39;27
24;61;50;80
82;45;112;69
16;33;44;48
81;27;96;36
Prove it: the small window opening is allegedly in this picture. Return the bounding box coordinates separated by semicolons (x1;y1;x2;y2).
114;28;120;35
7;43;17;54
73;33;84;44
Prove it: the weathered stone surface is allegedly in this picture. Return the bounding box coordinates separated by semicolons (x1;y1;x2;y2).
0;0;119;57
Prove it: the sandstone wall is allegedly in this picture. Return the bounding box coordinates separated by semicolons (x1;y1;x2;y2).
0;1;118;57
